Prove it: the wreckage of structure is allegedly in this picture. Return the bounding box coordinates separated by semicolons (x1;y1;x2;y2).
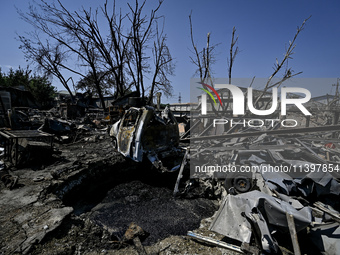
176;88;340;255
109;106;183;172
1;86;340;254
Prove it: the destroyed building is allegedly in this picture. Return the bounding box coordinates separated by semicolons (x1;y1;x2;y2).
1;82;340;255
109;105;183;172
176;83;340;254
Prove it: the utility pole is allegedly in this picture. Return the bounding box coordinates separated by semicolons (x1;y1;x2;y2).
332;78;340;100
332;78;340;127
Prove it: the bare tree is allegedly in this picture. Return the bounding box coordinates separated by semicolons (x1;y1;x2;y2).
227;26;239;84
18;0;174;109
18;35;77;101
221;26;240;112
253;16;311;108
190;12;227;116
189;12;216;85
18;0;109;110
127;0;163;100
147;26;174;104
189;13;310;117
85;1;132;97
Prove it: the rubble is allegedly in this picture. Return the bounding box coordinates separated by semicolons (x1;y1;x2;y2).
123;223;149;255
1;85;340;255
173;88;340;254
210;190;312;253
109;105;184;172
0;129;54;167
89;180;218;245
0;121;218;254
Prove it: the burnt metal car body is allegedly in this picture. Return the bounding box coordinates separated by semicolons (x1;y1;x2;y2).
109;106;182;171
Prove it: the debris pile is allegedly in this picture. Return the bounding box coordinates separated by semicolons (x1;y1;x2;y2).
177;105;340;254
1;85;340;255
109;105;184;172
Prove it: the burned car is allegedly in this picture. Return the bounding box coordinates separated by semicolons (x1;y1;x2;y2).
109;106;183;172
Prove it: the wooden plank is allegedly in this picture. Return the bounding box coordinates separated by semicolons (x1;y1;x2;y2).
184;124;340;141
173;149;189;196
187;231;244;254
286;212;301;255
295;138;328;163
314;202;340;223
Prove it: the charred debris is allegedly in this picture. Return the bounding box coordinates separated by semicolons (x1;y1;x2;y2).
1;87;340;254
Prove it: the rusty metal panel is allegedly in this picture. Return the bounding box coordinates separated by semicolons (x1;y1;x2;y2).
110;106;181;170
116;108;141;157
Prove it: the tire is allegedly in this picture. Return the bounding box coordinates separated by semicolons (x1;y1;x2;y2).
224;174;252;193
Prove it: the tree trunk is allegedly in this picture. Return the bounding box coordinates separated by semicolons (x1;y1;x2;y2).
95;81;107;113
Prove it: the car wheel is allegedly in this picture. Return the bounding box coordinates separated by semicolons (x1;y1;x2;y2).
224;174;252;194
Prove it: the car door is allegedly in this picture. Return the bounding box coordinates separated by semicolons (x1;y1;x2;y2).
116;108;141;158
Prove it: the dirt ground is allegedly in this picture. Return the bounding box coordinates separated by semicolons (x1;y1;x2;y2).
0;132;239;255
29;180;232;255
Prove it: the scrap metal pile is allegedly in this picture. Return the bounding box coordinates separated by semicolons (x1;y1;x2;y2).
109;106;183;172
179;111;340;255
2;84;340;254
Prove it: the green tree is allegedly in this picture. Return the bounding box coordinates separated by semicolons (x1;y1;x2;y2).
0;68;6;87
28;75;56;109
76;71;114;97
0;67;56;109
1;67;30;88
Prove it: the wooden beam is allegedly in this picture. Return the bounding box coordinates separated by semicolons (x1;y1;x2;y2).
286;212;301;255
184;124;340;141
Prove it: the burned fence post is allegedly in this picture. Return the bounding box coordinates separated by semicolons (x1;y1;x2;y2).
286;212;301;255
305;115;310;127
332;111;340;138
173;148;189;197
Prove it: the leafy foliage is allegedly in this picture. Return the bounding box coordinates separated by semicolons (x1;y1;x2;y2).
75;71;114;97
0;67;56;109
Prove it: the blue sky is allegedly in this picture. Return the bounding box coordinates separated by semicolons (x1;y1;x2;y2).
1;0;340;103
